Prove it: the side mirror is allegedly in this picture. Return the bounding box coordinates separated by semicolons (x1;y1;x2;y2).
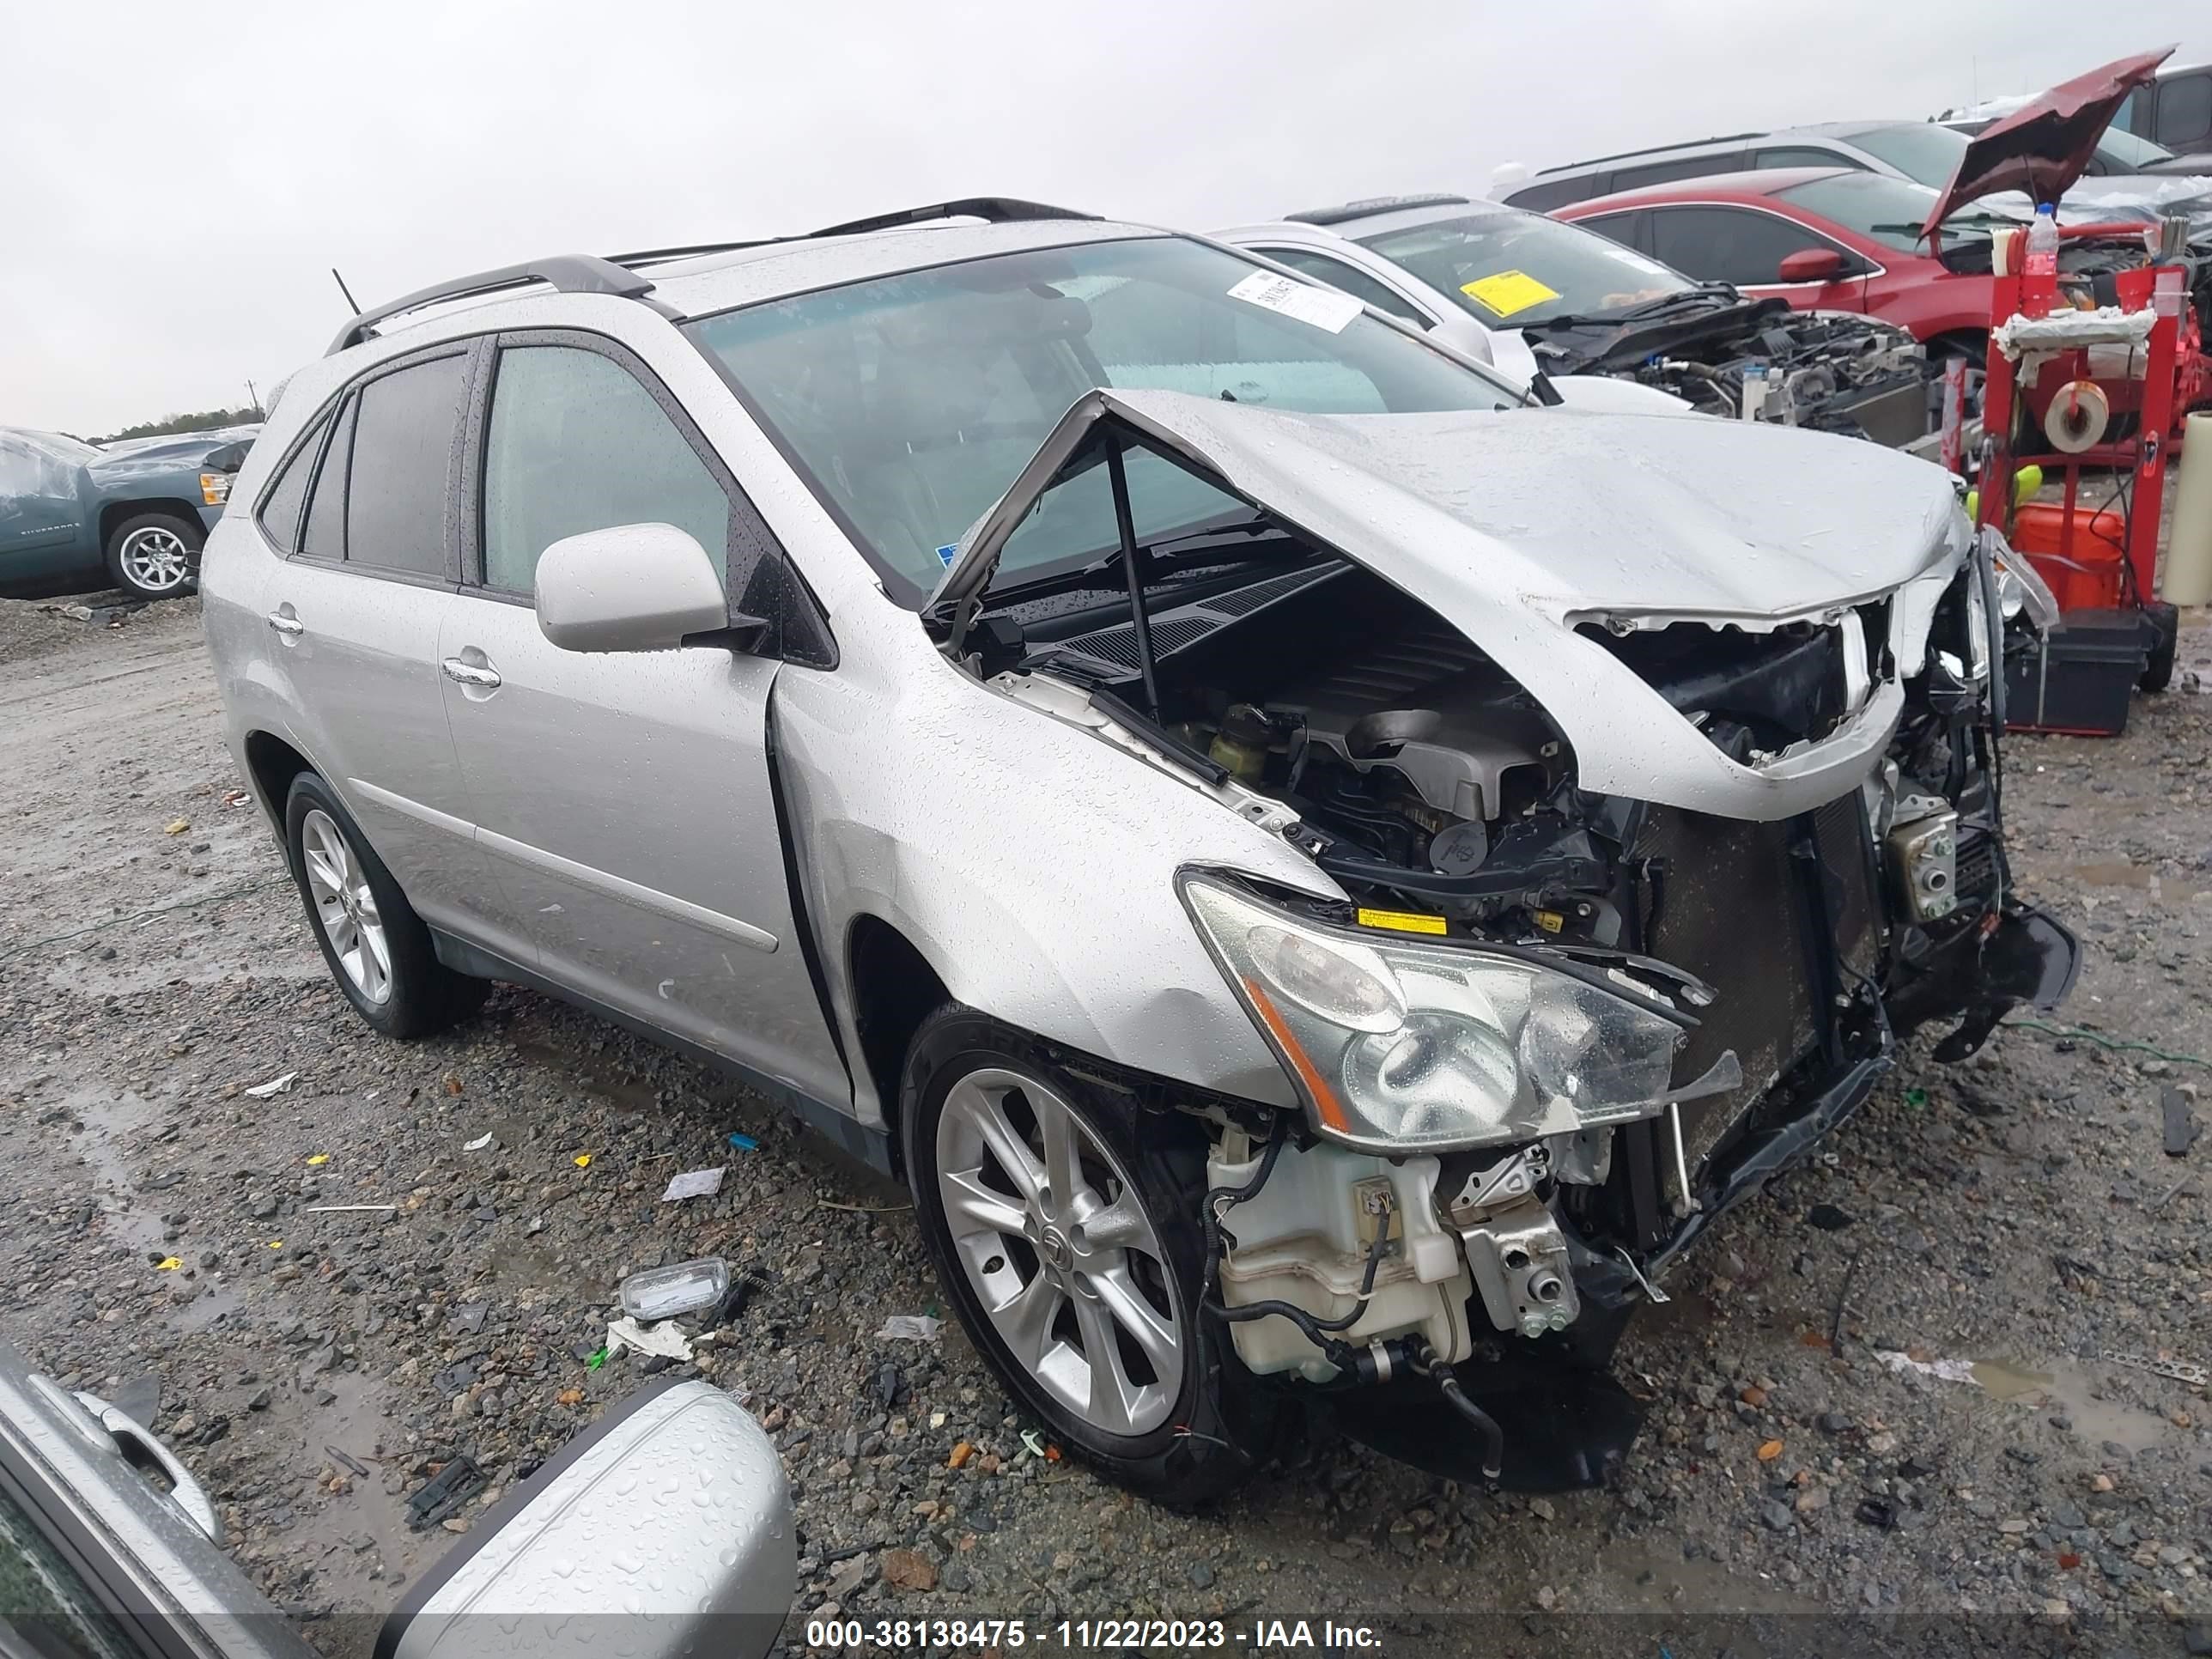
200;441;251;474
1777;246;1847;283
380;1381;793;1659
534;523;729;653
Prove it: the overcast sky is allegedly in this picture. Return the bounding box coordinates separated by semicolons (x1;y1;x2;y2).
6;0;2206;434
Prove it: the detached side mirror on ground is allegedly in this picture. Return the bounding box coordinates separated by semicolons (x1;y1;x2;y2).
1778;246;1848;283
382;1378;793;1659
534;523;731;652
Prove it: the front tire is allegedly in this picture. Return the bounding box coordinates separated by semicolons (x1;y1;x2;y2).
900;1006;1279;1507
104;513;203;599
282;772;487;1039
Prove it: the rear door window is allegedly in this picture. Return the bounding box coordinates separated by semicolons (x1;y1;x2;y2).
1501;175;1596;212
479;343;733;597
1573;210;1650;255
1649;205;1846;286
1257;249;1433;326
2155;72;2212;149
1611;152;1746;191
1754;147;1851;169
343;353;467;580
297;396;356;564
255;412;327;555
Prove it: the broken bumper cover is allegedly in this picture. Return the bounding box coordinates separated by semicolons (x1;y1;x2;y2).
1322;901;2078;1492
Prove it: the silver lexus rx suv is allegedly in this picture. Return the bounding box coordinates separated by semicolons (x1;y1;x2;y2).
201;198;2075;1503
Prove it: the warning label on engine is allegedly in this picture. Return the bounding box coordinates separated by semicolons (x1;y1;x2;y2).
1460;270;1560;317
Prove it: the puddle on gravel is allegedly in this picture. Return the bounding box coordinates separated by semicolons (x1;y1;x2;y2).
509;1039;660;1114
2064;860;2202;900
62;1086;246;1333
1972;1357;2174;1452
65;1087;170;1255
252;1370;436;1639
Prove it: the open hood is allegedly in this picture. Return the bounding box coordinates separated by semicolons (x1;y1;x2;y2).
936;389;1968;821
1923;46;2175;235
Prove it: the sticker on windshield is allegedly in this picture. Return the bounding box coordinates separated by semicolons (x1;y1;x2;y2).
936;543;959;568
1227;270;1364;334
1460;270;1561;318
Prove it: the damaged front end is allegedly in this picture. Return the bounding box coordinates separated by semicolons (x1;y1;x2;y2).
932;388;2078;1490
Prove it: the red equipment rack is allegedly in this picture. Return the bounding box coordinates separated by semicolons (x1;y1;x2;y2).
1974;258;2187;734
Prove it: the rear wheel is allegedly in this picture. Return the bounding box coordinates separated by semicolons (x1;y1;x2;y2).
283;772;487;1038
900;1007;1280;1507
103;513;203;599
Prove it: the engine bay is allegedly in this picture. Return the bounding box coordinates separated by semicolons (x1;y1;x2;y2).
982;531;2051;1435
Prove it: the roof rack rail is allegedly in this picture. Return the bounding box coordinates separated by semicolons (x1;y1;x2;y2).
1285;193;1471;227
327;255;675;356
809;197;1101;240
1534;131;1769;178
611;239;781;267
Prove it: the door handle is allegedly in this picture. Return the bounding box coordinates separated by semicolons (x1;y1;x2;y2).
266;611;304;637
71;1391;222;1542
441;657;502;690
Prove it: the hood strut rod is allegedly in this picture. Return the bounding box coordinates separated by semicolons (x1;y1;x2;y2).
1107;440;1164;718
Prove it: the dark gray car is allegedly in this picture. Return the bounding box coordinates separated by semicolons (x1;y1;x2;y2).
0;427;253;601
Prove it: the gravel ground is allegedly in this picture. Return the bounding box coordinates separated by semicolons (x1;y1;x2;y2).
3;592;2210;1657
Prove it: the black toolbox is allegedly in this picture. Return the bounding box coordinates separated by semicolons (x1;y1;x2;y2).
2002;608;2154;737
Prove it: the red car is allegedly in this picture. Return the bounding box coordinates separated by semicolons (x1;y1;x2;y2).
1554;167;2005;358
1556;166;2210;425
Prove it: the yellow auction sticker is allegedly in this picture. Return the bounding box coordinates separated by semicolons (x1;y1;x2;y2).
1357;907;1449;936
1461;270;1561;317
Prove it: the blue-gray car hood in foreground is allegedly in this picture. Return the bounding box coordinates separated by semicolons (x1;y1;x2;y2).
938;390;1970;823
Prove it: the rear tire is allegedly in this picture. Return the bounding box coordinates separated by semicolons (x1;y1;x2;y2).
104;513;203;599
283;772;488;1038
899;1006;1283;1508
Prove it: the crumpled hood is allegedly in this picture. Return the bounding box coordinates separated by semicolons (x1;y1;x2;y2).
939;389;1968;821
1923;46;2174;234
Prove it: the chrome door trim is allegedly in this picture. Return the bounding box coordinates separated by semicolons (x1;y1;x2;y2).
475;824;780;953
347;777;477;842
349;778;780;952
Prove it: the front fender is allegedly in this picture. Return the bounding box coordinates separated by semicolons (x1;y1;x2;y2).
771;599;1335;1125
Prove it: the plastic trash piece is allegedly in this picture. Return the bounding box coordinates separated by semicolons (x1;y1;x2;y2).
462;1132;495;1152
660;1166;725;1202
306;1154;329;1166
155;1257;181;1271
408;1455;484;1529
572;1154;592;1168
727;1132;759;1152
876;1315;943;1342
245;1072;298;1100
619;1257;730;1322
605;1316;694;1362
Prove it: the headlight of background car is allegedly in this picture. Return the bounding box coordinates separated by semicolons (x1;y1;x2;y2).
1181;872;1690;1153
199;471;231;507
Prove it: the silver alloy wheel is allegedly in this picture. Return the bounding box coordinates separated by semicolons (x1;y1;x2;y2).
300;808;392;1005
117;526;192;592
937;1068;1182;1437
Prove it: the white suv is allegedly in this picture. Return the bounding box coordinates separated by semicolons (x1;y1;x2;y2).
201;198;2075;1503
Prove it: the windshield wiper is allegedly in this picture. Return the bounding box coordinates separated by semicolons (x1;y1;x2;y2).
1540;282;1740;331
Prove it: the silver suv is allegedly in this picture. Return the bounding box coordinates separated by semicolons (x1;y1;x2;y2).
203;198;2075;1503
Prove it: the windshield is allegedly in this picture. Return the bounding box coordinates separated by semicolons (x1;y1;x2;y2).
1838;122;1974;189
1358;210;1694;328
1777;171;2004;251
687;236;1518;605
17;429;100;464
2095;127;2179;168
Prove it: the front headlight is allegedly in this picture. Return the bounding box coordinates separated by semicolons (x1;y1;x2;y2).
199;471;231;507
1181;872;1691;1153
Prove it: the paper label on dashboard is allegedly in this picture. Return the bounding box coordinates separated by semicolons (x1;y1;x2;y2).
1461;270;1560;317
1227;270;1364;333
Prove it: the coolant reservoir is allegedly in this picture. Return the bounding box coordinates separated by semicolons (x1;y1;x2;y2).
1208;704;1272;784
